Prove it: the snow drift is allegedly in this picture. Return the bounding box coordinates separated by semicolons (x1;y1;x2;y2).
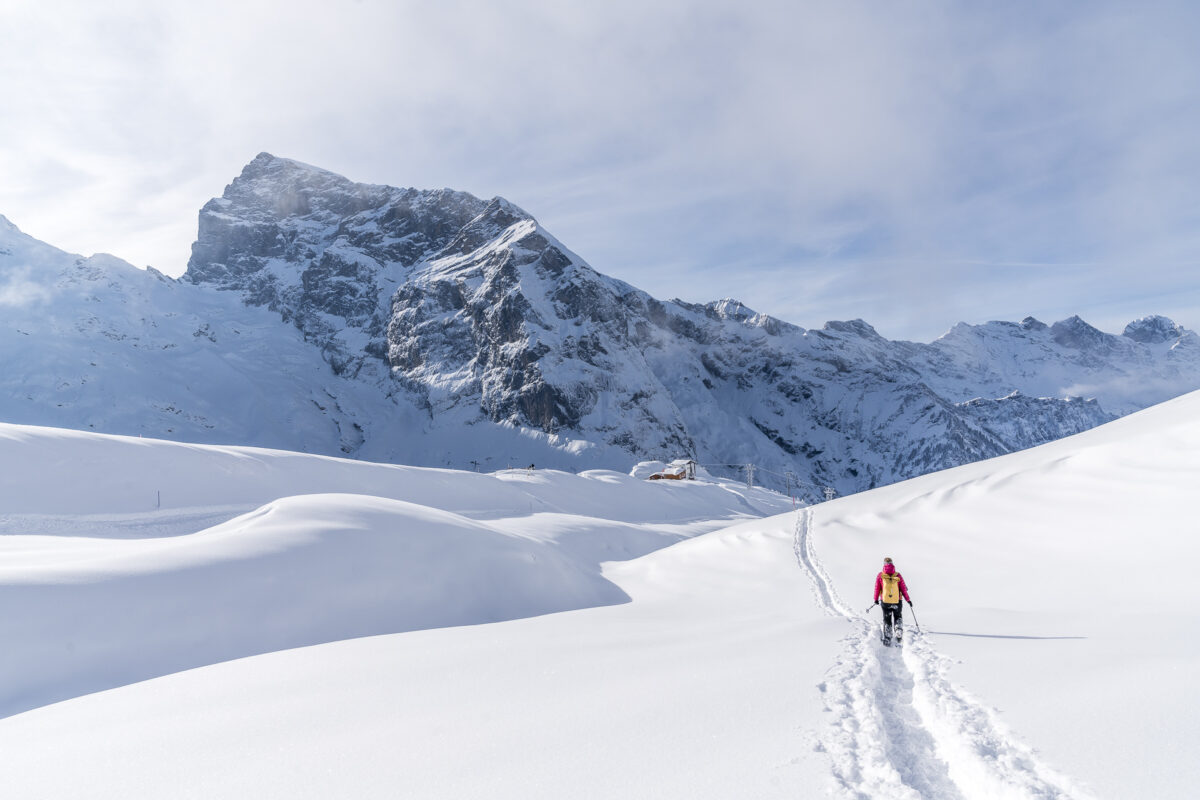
0;422;790;718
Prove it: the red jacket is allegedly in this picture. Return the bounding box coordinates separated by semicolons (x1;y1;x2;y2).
874;567;911;603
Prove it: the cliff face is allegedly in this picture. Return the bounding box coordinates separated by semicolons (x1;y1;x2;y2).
3;155;1198;498
187;153;495;377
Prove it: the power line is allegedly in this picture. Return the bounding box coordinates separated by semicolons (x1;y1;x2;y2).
692;461;835;497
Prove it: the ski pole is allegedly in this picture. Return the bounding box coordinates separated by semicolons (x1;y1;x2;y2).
865;602;877;614
907;602;920;632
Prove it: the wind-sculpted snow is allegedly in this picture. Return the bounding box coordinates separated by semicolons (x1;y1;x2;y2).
4;156;1200;500
0;423;793;719
0;494;630;717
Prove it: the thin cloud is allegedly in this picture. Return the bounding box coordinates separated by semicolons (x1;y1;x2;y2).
0;1;1198;339
0;268;52;308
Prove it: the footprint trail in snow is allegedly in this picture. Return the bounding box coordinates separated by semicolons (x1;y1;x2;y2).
793;507;1095;800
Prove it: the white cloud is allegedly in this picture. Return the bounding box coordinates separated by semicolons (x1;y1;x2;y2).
0;268;52;308
1;1;1199;339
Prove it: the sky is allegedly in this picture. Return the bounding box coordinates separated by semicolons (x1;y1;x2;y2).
2;0;1199;342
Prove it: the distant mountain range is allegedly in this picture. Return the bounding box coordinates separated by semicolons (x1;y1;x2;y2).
2;153;1197;499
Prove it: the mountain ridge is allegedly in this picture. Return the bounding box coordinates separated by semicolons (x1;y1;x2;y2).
2;154;1199;498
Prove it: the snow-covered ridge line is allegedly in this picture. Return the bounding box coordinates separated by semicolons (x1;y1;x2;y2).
4;153;1200;501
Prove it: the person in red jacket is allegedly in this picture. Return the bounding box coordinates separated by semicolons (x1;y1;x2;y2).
873;557;912;644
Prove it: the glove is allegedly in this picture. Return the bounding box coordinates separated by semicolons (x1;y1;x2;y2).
906;600;913;606
874;599;880;605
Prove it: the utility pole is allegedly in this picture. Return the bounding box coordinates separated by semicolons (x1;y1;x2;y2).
824;487;836;502
470;460;480;472
746;463;755;489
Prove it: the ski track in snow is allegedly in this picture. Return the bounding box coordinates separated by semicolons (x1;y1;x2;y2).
0;506;256;539
793;507;1095;800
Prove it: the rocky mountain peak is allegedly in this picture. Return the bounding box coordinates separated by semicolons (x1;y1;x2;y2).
1123;315;1184;344
706;298;755;320
1050;315;1110;350
96;154;1196;497
183;154;515;375
224;153;374;220
822;319;882;339
704;300;792;336
438;196;535;258
240;151;338;181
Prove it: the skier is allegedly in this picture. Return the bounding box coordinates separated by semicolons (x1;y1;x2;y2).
873;557;912;645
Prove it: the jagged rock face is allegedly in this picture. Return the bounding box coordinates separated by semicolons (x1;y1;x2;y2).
186;154;696;458
384;207;695;456
187;153;494;376
1124;315;1189;344
8;155;1200;500
182;155;1200;496
623;310;1118;495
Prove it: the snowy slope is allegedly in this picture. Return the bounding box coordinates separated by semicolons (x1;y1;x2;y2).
809;390;1199;798
0;423;791;718
0;213;618;470
0;214;412;455
0;390;1198;797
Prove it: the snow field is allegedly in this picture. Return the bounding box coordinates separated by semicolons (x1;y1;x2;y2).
811;390;1200;798
0;423;791;724
1;387;1199;796
0;494;631;718
0;510;835;799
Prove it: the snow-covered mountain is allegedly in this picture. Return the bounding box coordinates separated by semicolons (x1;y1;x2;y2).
3;154;1199;497
0;212;412;457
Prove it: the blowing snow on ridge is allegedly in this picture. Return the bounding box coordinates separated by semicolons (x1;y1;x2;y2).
2;154;1200;498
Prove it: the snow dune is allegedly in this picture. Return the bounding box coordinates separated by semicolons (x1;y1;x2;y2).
0;424;790;721
0;494;632;718
0;423;774;522
1;387;1198;797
